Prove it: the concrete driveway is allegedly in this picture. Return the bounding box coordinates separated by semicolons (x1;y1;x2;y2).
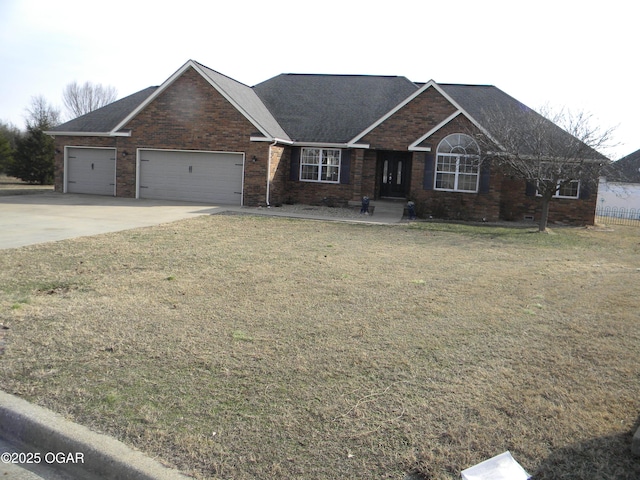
0;193;226;249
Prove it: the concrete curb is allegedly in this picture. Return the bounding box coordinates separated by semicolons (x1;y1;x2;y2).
0;390;191;479
632;425;640;457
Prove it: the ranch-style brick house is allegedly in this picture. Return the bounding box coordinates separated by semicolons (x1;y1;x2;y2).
48;60;599;225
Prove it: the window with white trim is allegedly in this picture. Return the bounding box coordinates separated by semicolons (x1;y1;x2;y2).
537;180;581;198
435;134;480;192
300;148;341;183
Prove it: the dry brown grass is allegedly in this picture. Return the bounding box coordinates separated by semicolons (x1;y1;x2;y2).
0;175;53;195
0;212;639;479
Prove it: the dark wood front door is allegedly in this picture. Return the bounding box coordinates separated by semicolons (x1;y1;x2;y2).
379;151;410;198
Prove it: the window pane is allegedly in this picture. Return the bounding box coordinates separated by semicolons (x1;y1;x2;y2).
322;165;339;181
436;172;455;190
324;149;341;166
558;181;579;197
458;174;477;191
301;164;319;180
437;133;479;156
437;155;456;172
302;148;320;164
459;157;479;174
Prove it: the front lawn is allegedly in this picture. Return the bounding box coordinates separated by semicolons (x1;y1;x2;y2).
1;215;638;479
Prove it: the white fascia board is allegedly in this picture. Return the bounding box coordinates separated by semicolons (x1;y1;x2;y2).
44;131;131;137
250;138;368;149
250;136;294;145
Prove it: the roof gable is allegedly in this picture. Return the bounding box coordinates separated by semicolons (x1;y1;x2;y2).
349;81;503;150
113;60;289;141
253;74;418;144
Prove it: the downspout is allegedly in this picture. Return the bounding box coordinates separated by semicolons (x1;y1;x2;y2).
266;139;277;207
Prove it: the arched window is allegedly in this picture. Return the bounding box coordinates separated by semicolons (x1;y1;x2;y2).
435;133;480;192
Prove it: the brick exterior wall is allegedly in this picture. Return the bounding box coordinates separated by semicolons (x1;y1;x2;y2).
499;175;597;225
283;175;354;206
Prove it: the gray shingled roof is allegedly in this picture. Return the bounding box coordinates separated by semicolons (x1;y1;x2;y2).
50;87;158;133
48;62;608;163
253;74;419;143
440;84;528;125
441;84;608;160
603;149;640;182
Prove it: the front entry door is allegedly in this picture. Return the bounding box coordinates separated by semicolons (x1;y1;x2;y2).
379;151;410;198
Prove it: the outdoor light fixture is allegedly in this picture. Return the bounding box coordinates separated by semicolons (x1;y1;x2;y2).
252;155;257;162
122;151;128;157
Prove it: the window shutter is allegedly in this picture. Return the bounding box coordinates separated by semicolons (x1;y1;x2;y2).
479;159;491;194
579;183;590;199
290;147;301;181
340;150;351;184
423;154;434;190
525;181;536;196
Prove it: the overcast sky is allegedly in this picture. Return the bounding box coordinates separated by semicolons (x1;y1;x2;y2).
0;0;635;160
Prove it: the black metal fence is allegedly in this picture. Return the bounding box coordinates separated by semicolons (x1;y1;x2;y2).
595;206;640;226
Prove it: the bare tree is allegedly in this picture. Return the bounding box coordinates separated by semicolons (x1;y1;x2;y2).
26;95;61;130
475;105;614;232
62;81;117;119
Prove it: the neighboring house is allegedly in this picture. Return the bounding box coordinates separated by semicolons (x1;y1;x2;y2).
602;149;640;183
597;149;640;218
47;60;600;225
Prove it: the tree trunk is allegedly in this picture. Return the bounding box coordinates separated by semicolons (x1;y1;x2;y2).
539;195;551;232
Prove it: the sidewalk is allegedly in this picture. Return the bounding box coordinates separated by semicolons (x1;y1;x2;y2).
223;199;407;224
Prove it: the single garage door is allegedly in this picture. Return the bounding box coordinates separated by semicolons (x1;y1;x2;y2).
66;147;116;195
138;149;244;205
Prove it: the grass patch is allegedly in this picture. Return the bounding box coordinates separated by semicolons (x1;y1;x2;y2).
0;174;53;196
0;216;638;479
231;330;253;342
408;221;607;249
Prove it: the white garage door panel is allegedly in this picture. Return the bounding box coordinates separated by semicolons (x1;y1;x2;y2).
66;148;116;196
139;150;243;204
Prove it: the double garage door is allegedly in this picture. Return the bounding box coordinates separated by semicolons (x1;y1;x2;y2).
138;149;244;205
65;147;244;205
